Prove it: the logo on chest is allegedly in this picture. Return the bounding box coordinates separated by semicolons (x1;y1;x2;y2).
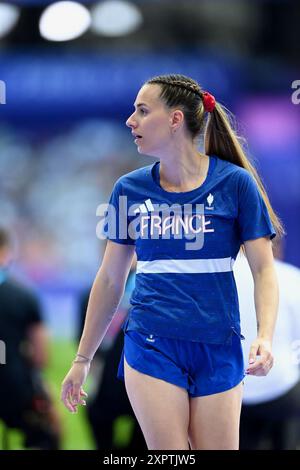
132;198;215;239
205;193;214;210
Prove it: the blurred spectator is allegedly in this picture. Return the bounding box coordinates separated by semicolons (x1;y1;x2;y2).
77;260;146;450
0;227;61;450
234;239;300;449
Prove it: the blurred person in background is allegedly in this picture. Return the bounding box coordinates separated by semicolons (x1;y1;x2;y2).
77;259;146;450
0;227;61;450
61;74;281;450
235;238;300;450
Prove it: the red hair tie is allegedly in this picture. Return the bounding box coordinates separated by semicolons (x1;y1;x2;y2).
202;91;216;112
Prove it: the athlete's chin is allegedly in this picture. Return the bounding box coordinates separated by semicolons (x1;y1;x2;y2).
142;144;166;159
137;145;155;158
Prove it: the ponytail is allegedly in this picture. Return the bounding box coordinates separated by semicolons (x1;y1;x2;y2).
205;102;285;238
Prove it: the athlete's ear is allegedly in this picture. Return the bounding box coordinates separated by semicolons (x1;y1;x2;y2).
169;109;184;133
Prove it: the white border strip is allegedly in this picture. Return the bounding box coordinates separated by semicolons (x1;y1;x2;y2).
136;257;233;274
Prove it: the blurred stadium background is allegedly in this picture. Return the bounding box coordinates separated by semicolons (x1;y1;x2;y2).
0;0;299;449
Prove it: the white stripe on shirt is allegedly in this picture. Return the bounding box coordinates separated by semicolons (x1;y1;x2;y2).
136;257;233;274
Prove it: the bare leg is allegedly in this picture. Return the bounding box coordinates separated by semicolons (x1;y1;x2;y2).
188;381;243;450
124;356;190;450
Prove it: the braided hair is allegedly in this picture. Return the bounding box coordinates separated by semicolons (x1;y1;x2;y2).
146;74;205;139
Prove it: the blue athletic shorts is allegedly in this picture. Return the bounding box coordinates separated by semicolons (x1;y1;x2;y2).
117;329;245;397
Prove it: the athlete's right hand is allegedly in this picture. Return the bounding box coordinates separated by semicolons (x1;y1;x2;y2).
61;362;90;413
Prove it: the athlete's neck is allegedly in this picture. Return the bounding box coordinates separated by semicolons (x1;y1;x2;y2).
159;151;209;192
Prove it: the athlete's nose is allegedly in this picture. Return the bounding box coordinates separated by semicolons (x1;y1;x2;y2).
126;112;137;129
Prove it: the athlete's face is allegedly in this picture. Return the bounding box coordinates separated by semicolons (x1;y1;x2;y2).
126;84;174;157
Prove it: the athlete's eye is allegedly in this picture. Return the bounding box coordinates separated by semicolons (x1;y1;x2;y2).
139;108;147;115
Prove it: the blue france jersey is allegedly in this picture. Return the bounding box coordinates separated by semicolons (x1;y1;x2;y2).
104;155;275;343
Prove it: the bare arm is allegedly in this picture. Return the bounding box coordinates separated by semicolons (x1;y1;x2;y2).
77;240;135;360
244;237;279;375
61;240;135;412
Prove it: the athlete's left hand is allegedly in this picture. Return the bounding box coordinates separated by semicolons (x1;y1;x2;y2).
246;338;274;376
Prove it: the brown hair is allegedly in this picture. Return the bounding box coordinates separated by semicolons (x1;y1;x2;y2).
146;74;284;237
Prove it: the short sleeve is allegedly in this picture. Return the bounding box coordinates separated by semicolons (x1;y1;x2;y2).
103;179;136;245
237;170;276;242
